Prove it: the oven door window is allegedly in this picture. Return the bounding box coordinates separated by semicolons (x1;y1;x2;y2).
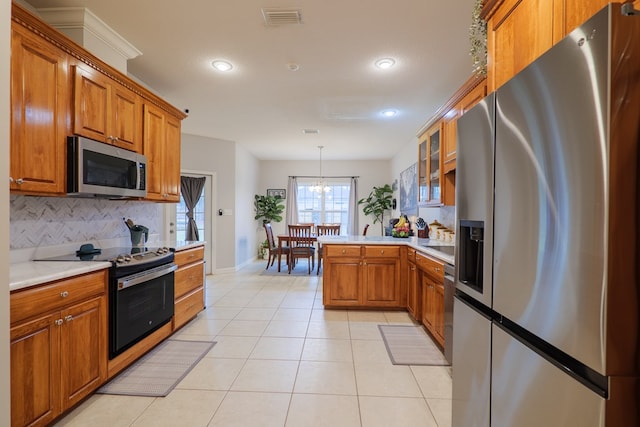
111;271;174;358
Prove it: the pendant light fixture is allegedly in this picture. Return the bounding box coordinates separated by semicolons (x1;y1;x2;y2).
309;146;331;193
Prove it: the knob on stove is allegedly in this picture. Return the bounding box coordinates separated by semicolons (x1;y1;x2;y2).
115;254;132;264
155;247;169;254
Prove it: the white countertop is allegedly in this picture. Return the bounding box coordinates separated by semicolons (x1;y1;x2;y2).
9;241;206;292
318;235;455;265
10;261;112;292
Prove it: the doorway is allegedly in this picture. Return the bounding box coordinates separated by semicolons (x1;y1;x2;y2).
164;171;216;274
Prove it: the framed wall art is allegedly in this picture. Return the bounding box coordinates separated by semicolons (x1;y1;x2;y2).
267;189;286;199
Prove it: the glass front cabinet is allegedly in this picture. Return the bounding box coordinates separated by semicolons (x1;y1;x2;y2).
418;121;443;205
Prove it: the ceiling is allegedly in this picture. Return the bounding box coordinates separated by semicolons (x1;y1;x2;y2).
23;0;478;161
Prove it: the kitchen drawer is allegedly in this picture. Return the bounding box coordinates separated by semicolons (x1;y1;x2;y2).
174;287;204;330
174;246;205;267
325;245;362;257
416;253;444;281
175;261;204;299
10;269;107;324
364;245;400;258
407;247;416;262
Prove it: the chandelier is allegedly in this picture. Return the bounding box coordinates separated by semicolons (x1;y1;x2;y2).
309;145;331;193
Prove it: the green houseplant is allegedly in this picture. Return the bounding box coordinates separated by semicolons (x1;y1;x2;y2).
255;194;284;257
254;194;285;224
358;184;393;234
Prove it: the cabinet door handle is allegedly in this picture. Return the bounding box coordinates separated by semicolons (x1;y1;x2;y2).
64;315;74;322
15;178;24;185
60;291;69;298
341;249;346;254
55;319;63;326
410;266;416;271
434;267;441;272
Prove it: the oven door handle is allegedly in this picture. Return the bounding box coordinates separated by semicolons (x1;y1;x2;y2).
117;263;178;290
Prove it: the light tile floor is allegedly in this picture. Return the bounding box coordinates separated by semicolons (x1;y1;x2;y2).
54;260;452;427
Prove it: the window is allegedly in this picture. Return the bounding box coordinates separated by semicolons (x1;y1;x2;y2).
297;179;350;234
176;194;205;241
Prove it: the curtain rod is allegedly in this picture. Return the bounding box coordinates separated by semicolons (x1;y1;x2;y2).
289;175;359;179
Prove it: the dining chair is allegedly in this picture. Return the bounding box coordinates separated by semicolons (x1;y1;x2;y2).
288;224;315;274
363;224;370;236
316;223;341;275
296;222;315;234
263;223;289;272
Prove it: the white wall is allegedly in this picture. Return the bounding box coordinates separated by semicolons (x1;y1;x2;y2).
235;144;260;267
1;0;11;423
259;159;392;236
181;133;238;271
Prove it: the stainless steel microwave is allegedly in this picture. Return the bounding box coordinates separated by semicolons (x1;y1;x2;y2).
67;136;147;198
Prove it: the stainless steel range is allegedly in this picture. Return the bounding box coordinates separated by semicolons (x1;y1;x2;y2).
37;245;177;358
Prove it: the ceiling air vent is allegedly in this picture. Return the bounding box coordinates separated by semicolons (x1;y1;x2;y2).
262;8;303;26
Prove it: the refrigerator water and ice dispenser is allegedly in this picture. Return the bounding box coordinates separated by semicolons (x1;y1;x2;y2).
458;220;484;294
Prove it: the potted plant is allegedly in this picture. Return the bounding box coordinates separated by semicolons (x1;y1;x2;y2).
358;184;393;235
258;240;269;258
254;194;285;224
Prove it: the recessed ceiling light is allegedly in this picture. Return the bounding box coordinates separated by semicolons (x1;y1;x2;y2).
381;109;397;117
375;58;396;70
211;60;233;72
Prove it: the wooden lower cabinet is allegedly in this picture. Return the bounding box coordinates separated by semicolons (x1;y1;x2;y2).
322;245;403;308
421;276;445;347
10;270;108;427
323;256;362;306
416;253;445;347
173;245;205;330
406;250;420;321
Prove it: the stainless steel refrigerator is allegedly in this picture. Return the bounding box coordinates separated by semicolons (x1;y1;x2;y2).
453;4;640;426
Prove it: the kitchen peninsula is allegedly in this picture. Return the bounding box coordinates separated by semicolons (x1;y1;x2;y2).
319;235;454;348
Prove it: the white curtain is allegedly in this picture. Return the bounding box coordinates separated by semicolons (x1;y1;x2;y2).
286;176;299;226
347;177;358;235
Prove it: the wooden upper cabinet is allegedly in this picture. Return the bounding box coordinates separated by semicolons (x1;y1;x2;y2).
73;65;142;153
555;0;613;44
111;85;142;152
143;104;181;202
143;103;166;201
164;116;182;201
10;26;68;195
483;0;622;93
418;122;443;206
442;111;458;170
485;0;555;92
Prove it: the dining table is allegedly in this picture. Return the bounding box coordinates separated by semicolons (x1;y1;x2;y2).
276;234;318;273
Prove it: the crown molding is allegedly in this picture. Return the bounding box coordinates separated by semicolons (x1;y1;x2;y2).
36;7;142;60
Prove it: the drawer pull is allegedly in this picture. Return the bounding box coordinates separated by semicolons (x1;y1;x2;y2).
60;291;69;298
341;249;346;254
64;315;74;322
380;250;385;254
55;319;63;326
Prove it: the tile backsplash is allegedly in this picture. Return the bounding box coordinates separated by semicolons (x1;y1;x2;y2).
10;195;163;252
418;206;456;230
